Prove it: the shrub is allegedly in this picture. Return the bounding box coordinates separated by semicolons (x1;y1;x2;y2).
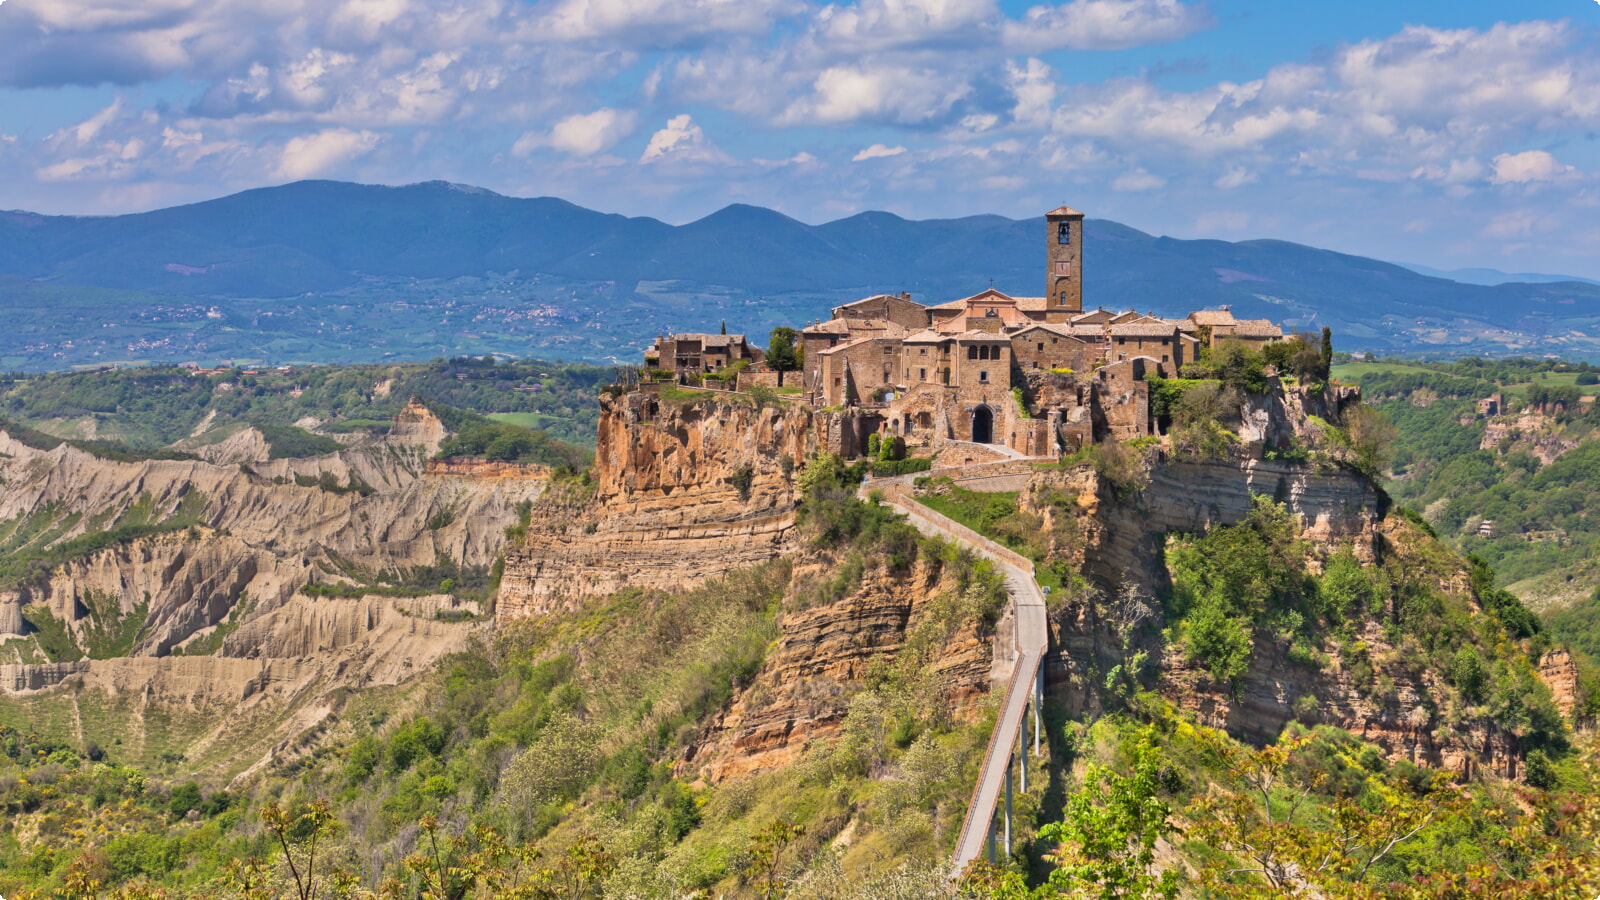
1448;647;1486;702
730;465;755;501
258;423;342;459
1524;749;1557;789
1183;598;1253;685
388;716;447;770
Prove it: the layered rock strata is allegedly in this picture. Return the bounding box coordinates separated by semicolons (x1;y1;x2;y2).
497;393;834;617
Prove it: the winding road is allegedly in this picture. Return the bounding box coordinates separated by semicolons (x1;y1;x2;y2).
861;471;1050;874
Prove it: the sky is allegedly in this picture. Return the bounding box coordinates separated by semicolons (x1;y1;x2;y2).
2;0;1599;278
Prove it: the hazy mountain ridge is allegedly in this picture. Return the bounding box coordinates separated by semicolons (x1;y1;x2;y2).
4;180;1600;369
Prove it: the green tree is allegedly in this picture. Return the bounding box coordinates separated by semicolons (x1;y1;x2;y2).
767;327;801;372
1013;734;1179;900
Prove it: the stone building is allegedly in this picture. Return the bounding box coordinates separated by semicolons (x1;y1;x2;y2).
646;333;764;378
648;204;1290;460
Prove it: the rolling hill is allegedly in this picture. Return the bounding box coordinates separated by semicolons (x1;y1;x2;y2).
3;179;1600;369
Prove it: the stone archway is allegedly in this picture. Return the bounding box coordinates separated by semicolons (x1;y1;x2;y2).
971;405;994;444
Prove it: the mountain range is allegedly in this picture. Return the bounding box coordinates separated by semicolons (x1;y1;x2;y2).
3;179;1600;369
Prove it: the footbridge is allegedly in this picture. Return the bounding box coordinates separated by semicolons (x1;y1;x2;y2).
861;466;1050;875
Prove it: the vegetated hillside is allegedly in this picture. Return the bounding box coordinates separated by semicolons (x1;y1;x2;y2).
1332;356;1600;597
2;365;1596;900
4;181;1600;371
1331;355;1600;685
0;355;609;449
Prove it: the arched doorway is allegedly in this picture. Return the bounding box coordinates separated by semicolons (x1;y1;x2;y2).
971;405;994;444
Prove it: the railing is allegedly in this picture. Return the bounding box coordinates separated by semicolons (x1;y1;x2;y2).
862;475;1050;875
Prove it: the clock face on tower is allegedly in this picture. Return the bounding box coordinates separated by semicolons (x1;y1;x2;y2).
1058;221;1072;245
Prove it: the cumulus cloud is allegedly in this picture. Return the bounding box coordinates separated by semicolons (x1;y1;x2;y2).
853;143;908;161
276;128;382;179
782;63;974;125
1490;150;1576;185
640;114;726;163
815;0;998;50
538;0;805;48
1003;0;1213;52
514;108;638;158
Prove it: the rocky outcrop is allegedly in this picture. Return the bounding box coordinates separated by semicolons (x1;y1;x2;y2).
497;393;830;617
1540;648;1582;721
686;552;995;783
0;403;535;779
424;458;550;479
1481;411;1578;465
389;397;447;450
0;593;482;783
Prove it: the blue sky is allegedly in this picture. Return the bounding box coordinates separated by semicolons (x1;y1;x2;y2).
2;0;1599;277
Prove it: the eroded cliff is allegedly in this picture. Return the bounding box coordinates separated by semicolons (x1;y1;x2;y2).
497;392;835;617
0;402;540;779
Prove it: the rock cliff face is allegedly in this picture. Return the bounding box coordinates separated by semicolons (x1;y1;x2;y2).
1009;456;1561;779
685;552;996;782
1480;410;1578;465
0;402;535;778
497;393;829;617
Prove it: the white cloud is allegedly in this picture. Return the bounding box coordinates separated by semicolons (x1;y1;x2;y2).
816;0;998;50
1411;157;1486;185
783;63;973;125
1003;0;1213;52
853;144;908;161
1490;150;1576;185
640;114;726;163
538;0;804;47
276;128;382;179
514;108;638;158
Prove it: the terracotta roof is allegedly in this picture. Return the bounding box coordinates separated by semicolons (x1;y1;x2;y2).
802;319;853;334
1064;324;1109;337
1232;321;1284;338
1110;323;1180;338
903;329;948;343
1070;309;1116;324
833;294;927;314
1047;205;1085;217
1013;297;1050;311
1012;323;1093;341
817;337;877;356
1187;309;1238;326
928;287;1017;311
802;318;909;339
954;331;1010;342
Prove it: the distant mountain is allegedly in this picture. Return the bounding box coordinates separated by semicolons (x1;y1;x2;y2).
1393;262;1600;287
3;179;1600;369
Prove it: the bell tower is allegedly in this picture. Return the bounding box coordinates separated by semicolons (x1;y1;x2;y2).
1045;204;1085;318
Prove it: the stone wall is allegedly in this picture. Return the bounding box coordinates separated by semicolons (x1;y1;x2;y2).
497;393;831;618
1012;330;1099;374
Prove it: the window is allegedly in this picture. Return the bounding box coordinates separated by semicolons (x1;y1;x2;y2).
1058;221;1071;244
968;346;978;360
1162;354;1169;362
834;377;841;386
919;368;926;380
979;370;990;384
919;347;927;355
1037;342;1044;351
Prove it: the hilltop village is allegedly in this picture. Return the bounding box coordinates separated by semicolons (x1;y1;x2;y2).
645;205;1286;461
